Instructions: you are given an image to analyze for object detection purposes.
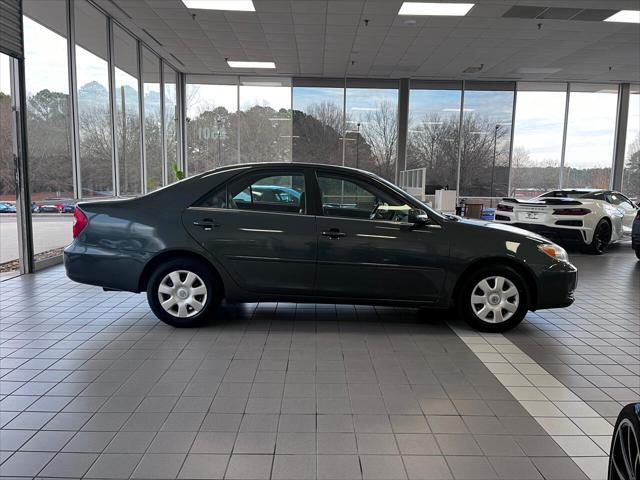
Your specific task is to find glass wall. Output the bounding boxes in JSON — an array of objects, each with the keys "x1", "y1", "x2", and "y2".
[
  {"x1": 75, "y1": 0, "x2": 113, "y2": 197},
  {"x1": 142, "y1": 47, "x2": 162, "y2": 191},
  {"x1": 186, "y1": 75, "x2": 238, "y2": 174},
  {"x1": 23, "y1": 0, "x2": 74, "y2": 261},
  {"x1": 163, "y1": 63, "x2": 179, "y2": 182},
  {"x1": 459, "y1": 82, "x2": 514, "y2": 201},
  {"x1": 345, "y1": 80, "x2": 399, "y2": 182},
  {"x1": 0, "y1": 53, "x2": 20, "y2": 277},
  {"x1": 563, "y1": 84, "x2": 618, "y2": 189},
  {"x1": 113, "y1": 25, "x2": 141, "y2": 196},
  {"x1": 292, "y1": 78, "x2": 344, "y2": 166},
  {"x1": 239, "y1": 77, "x2": 292, "y2": 163},
  {"x1": 407, "y1": 81, "x2": 461, "y2": 191},
  {"x1": 511, "y1": 83, "x2": 567, "y2": 197},
  {"x1": 623, "y1": 86, "x2": 639, "y2": 200}
]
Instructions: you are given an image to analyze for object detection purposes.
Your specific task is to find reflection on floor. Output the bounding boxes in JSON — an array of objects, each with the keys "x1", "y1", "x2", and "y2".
[{"x1": 0, "y1": 246, "x2": 637, "y2": 479}]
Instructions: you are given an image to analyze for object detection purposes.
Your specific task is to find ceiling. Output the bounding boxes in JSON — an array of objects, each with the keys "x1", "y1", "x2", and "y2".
[{"x1": 94, "y1": 0, "x2": 640, "y2": 83}]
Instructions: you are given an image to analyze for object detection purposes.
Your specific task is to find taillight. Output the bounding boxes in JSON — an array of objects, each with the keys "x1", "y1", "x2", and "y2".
[
  {"x1": 73, "y1": 208, "x2": 88, "y2": 238},
  {"x1": 497, "y1": 204, "x2": 513, "y2": 212},
  {"x1": 553, "y1": 208, "x2": 591, "y2": 215}
]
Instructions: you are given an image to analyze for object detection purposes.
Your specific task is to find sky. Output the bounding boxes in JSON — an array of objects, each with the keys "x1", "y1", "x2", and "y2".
[{"x1": 14, "y1": 14, "x2": 640, "y2": 170}]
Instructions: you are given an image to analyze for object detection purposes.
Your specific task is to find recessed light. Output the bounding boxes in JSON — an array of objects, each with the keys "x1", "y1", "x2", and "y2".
[
  {"x1": 398, "y1": 2, "x2": 474, "y2": 16},
  {"x1": 227, "y1": 60, "x2": 276, "y2": 69},
  {"x1": 604, "y1": 10, "x2": 640, "y2": 23},
  {"x1": 181, "y1": 0, "x2": 255, "y2": 12}
]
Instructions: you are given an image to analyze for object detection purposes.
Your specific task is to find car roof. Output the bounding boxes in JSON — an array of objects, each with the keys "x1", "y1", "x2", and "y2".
[{"x1": 199, "y1": 162, "x2": 380, "y2": 179}]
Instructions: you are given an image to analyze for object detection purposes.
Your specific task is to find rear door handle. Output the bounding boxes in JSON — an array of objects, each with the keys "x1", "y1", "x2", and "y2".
[
  {"x1": 322, "y1": 228, "x2": 346, "y2": 239},
  {"x1": 193, "y1": 218, "x2": 220, "y2": 230}
]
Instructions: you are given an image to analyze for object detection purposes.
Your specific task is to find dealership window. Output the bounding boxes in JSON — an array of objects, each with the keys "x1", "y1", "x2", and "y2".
[
  {"x1": 186, "y1": 75, "x2": 238, "y2": 175},
  {"x1": 563, "y1": 84, "x2": 617, "y2": 189},
  {"x1": 622, "y1": 86, "x2": 639, "y2": 200},
  {"x1": 292, "y1": 78, "x2": 345, "y2": 166},
  {"x1": 164, "y1": 63, "x2": 179, "y2": 183},
  {"x1": 142, "y1": 47, "x2": 162, "y2": 191},
  {"x1": 345, "y1": 79, "x2": 399, "y2": 183},
  {"x1": 238, "y1": 77, "x2": 292, "y2": 163},
  {"x1": 75, "y1": 0, "x2": 113, "y2": 198},
  {"x1": 511, "y1": 83, "x2": 567, "y2": 197},
  {"x1": 407, "y1": 81, "x2": 462, "y2": 192},
  {"x1": 113, "y1": 25, "x2": 141, "y2": 196},
  {"x1": 23, "y1": 0, "x2": 74, "y2": 262},
  {"x1": 459, "y1": 82, "x2": 514, "y2": 201}
]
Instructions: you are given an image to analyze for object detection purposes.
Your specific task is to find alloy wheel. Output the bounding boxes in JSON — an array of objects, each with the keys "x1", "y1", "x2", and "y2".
[
  {"x1": 593, "y1": 221, "x2": 612, "y2": 253},
  {"x1": 610, "y1": 418, "x2": 640, "y2": 480},
  {"x1": 470, "y1": 275, "x2": 519, "y2": 324},
  {"x1": 157, "y1": 270, "x2": 208, "y2": 318}
]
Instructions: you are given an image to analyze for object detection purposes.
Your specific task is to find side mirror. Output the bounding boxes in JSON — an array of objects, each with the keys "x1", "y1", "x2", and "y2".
[{"x1": 408, "y1": 208, "x2": 430, "y2": 225}]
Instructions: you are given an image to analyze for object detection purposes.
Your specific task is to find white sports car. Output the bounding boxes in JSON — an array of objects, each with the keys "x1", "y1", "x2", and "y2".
[{"x1": 495, "y1": 189, "x2": 638, "y2": 254}]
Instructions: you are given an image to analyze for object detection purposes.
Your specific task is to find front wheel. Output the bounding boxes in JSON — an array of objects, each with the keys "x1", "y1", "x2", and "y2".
[
  {"x1": 608, "y1": 403, "x2": 640, "y2": 480},
  {"x1": 635, "y1": 247, "x2": 640, "y2": 260},
  {"x1": 583, "y1": 218, "x2": 612, "y2": 254},
  {"x1": 459, "y1": 266, "x2": 528, "y2": 332},
  {"x1": 146, "y1": 257, "x2": 221, "y2": 327}
]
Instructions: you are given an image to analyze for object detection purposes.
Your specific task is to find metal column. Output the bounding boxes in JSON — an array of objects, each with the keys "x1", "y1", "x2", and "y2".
[
  {"x1": 396, "y1": 78, "x2": 410, "y2": 185},
  {"x1": 612, "y1": 83, "x2": 630, "y2": 191}
]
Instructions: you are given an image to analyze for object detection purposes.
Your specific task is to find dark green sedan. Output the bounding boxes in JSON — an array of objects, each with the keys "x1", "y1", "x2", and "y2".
[{"x1": 64, "y1": 163, "x2": 577, "y2": 332}]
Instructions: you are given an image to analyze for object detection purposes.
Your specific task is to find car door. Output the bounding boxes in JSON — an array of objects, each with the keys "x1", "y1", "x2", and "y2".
[
  {"x1": 610, "y1": 192, "x2": 638, "y2": 232},
  {"x1": 182, "y1": 168, "x2": 317, "y2": 295},
  {"x1": 313, "y1": 170, "x2": 449, "y2": 303}
]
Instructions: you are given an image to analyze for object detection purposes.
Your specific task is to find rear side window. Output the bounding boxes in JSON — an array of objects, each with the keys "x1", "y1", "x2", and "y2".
[{"x1": 196, "y1": 171, "x2": 306, "y2": 214}]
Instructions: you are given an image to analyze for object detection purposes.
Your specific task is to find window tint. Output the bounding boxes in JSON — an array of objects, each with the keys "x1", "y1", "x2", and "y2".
[
  {"x1": 198, "y1": 172, "x2": 306, "y2": 214},
  {"x1": 318, "y1": 173, "x2": 410, "y2": 221},
  {"x1": 608, "y1": 193, "x2": 635, "y2": 211}
]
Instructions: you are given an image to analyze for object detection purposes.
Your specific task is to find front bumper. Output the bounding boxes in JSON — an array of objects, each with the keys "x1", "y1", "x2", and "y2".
[{"x1": 534, "y1": 260, "x2": 578, "y2": 310}]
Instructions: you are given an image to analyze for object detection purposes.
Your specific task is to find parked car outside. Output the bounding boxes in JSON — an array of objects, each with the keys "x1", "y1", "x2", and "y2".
[
  {"x1": 0, "y1": 202, "x2": 16, "y2": 213},
  {"x1": 65, "y1": 163, "x2": 578, "y2": 332},
  {"x1": 33, "y1": 203, "x2": 61, "y2": 213},
  {"x1": 495, "y1": 189, "x2": 638, "y2": 254}
]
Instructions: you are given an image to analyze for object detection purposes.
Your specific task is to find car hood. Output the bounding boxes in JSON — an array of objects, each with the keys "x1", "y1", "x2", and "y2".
[{"x1": 452, "y1": 217, "x2": 550, "y2": 243}]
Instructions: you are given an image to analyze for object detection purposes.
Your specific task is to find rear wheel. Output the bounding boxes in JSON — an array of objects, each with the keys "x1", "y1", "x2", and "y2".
[
  {"x1": 608, "y1": 403, "x2": 640, "y2": 480},
  {"x1": 146, "y1": 257, "x2": 221, "y2": 327},
  {"x1": 635, "y1": 246, "x2": 640, "y2": 260},
  {"x1": 459, "y1": 266, "x2": 528, "y2": 332},
  {"x1": 583, "y1": 218, "x2": 611, "y2": 254}
]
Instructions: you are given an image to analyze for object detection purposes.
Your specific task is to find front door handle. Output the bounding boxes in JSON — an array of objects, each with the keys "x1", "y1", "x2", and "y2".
[
  {"x1": 322, "y1": 228, "x2": 346, "y2": 239},
  {"x1": 193, "y1": 218, "x2": 220, "y2": 231}
]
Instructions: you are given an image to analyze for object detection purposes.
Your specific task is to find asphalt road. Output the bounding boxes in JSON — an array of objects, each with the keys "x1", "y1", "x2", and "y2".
[{"x1": 0, "y1": 214, "x2": 73, "y2": 264}]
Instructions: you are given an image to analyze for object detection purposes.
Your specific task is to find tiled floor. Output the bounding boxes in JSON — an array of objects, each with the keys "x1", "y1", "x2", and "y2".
[{"x1": 0, "y1": 246, "x2": 637, "y2": 479}]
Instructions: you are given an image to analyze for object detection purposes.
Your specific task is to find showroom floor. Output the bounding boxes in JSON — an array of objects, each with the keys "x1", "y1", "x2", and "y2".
[{"x1": 0, "y1": 246, "x2": 637, "y2": 479}]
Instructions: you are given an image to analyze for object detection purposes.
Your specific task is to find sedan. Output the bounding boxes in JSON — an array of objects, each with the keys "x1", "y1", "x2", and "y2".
[{"x1": 64, "y1": 163, "x2": 578, "y2": 332}]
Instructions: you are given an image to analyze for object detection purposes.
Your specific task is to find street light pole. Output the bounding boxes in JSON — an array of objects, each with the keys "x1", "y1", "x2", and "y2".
[
  {"x1": 356, "y1": 122, "x2": 360, "y2": 169},
  {"x1": 490, "y1": 124, "x2": 499, "y2": 205}
]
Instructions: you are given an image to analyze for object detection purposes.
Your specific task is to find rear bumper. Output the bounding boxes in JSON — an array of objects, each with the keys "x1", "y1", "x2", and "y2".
[
  {"x1": 534, "y1": 261, "x2": 578, "y2": 310},
  {"x1": 64, "y1": 242, "x2": 149, "y2": 292},
  {"x1": 505, "y1": 222, "x2": 586, "y2": 245}
]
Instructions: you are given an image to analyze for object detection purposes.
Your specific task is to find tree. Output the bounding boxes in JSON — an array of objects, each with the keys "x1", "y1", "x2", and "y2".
[{"x1": 622, "y1": 134, "x2": 640, "y2": 198}]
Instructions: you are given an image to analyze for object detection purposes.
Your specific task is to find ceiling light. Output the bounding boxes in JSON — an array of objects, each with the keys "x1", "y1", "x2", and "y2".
[
  {"x1": 227, "y1": 60, "x2": 276, "y2": 69},
  {"x1": 604, "y1": 10, "x2": 640, "y2": 23},
  {"x1": 398, "y1": 2, "x2": 474, "y2": 16},
  {"x1": 181, "y1": 0, "x2": 255, "y2": 12}
]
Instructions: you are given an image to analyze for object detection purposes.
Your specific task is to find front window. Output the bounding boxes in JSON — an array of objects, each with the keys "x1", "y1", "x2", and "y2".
[{"x1": 317, "y1": 173, "x2": 411, "y2": 222}]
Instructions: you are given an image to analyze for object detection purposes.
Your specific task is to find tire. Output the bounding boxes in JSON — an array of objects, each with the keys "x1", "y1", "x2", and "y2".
[
  {"x1": 635, "y1": 247, "x2": 640, "y2": 261},
  {"x1": 608, "y1": 403, "x2": 640, "y2": 480},
  {"x1": 146, "y1": 257, "x2": 221, "y2": 327},
  {"x1": 459, "y1": 266, "x2": 528, "y2": 332},
  {"x1": 583, "y1": 218, "x2": 612, "y2": 255}
]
